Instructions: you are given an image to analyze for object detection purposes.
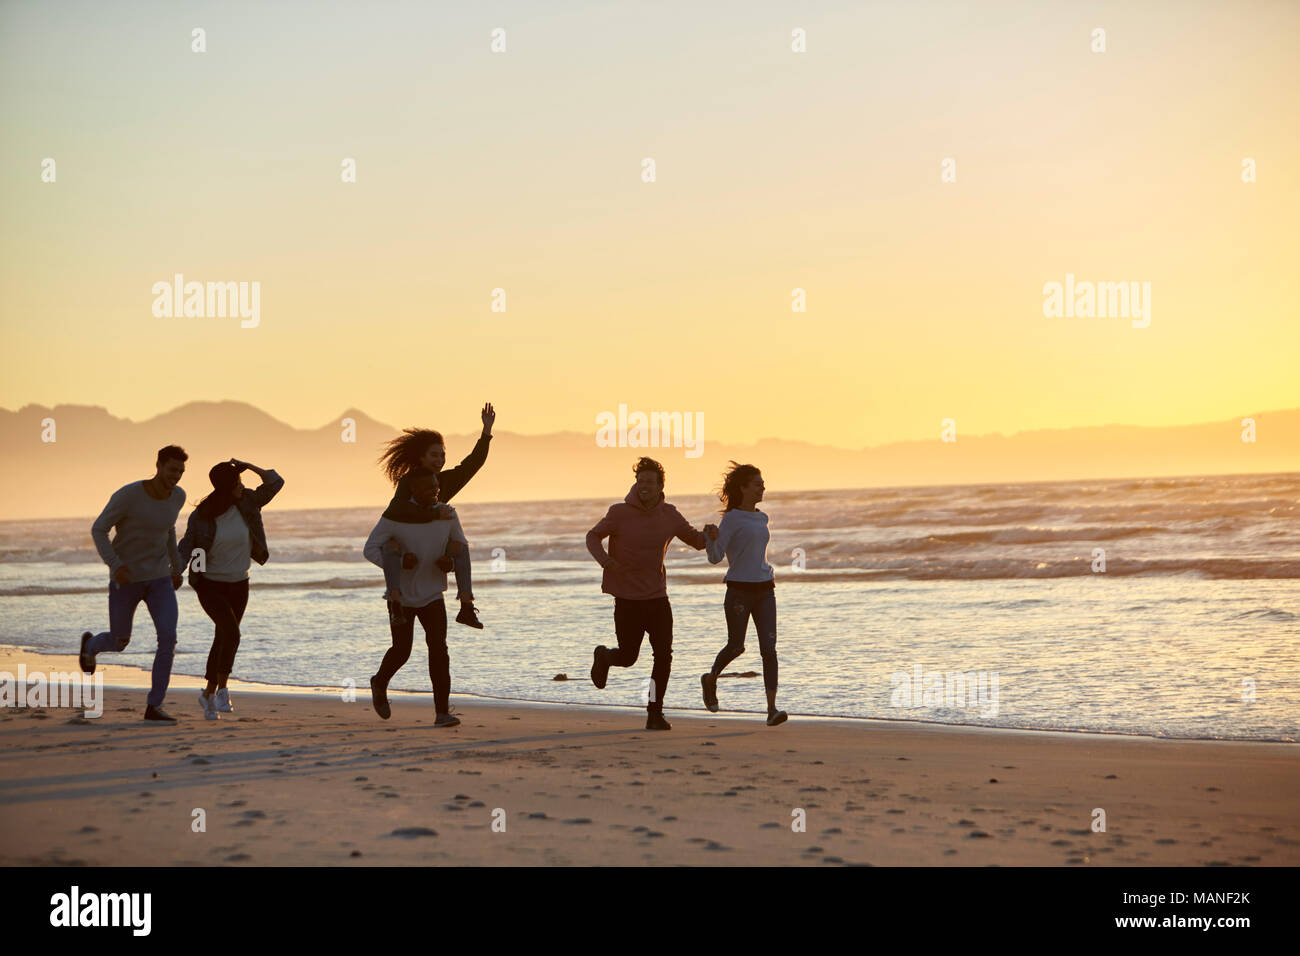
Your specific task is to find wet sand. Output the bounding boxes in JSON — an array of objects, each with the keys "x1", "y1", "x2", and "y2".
[{"x1": 1, "y1": 647, "x2": 1296, "y2": 866}]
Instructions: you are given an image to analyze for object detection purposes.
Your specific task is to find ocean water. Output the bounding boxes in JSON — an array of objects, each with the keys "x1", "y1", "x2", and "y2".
[{"x1": 1, "y1": 472, "x2": 1297, "y2": 740}]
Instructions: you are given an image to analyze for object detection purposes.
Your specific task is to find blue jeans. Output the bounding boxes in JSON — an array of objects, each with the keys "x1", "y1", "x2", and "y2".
[
  {"x1": 382, "y1": 540, "x2": 473, "y2": 602},
  {"x1": 86, "y1": 576, "x2": 178, "y2": 709}
]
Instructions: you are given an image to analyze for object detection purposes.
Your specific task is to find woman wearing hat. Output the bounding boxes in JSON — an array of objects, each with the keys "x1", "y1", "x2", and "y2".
[{"x1": 178, "y1": 458, "x2": 285, "y2": 720}]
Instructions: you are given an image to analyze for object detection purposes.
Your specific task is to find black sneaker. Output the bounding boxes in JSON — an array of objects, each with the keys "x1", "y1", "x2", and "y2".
[
  {"x1": 701, "y1": 673, "x2": 718, "y2": 712},
  {"x1": 455, "y1": 604, "x2": 484, "y2": 629},
  {"x1": 766, "y1": 710, "x2": 788, "y2": 727},
  {"x1": 590, "y1": 646, "x2": 610, "y2": 689},
  {"x1": 79, "y1": 632, "x2": 96, "y2": 675},
  {"x1": 143, "y1": 705, "x2": 178, "y2": 723},
  {"x1": 645, "y1": 710, "x2": 672, "y2": 731},
  {"x1": 370, "y1": 675, "x2": 391, "y2": 720},
  {"x1": 434, "y1": 712, "x2": 461, "y2": 728}
]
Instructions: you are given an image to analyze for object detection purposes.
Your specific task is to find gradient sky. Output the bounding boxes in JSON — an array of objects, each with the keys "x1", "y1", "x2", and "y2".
[{"x1": 1, "y1": 0, "x2": 1297, "y2": 448}]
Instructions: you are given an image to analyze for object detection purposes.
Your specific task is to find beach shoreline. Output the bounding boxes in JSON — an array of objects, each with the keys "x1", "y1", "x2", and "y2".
[
  {"x1": 2, "y1": 644, "x2": 1297, "y2": 867},
  {"x1": 4, "y1": 644, "x2": 1294, "y2": 744}
]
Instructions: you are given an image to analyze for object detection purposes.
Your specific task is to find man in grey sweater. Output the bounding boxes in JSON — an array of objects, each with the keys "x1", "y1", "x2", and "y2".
[{"x1": 80, "y1": 445, "x2": 189, "y2": 722}]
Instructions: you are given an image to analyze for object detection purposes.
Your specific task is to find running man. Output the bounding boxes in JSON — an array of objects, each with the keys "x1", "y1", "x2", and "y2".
[
  {"x1": 364, "y1": 468, "x2": 468, "y2": 728},
  {"x1": 586, "y1": 456, "x2": 717, "y2": 730},
  {"x1": 80, "y1": 445, "x2": 189, "y2": 723}
]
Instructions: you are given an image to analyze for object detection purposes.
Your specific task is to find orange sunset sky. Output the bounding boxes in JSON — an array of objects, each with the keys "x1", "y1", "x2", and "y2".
[{"x1": 1, "y1": 0, "x2": 1297, "y2": 451}]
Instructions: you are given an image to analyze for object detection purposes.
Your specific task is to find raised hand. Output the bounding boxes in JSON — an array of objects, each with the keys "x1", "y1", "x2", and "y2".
[
  {"x1": 704, "y1": 524, "x2": 719, "y2": 541},
  {"x1": 481, "y1": 402, "x2": 496, "y2": 434}
]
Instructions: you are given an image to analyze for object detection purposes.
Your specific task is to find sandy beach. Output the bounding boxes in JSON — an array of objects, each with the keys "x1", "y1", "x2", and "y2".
[{"x1": 1, "y1": 646, "x2": 1296, "y2": 867}]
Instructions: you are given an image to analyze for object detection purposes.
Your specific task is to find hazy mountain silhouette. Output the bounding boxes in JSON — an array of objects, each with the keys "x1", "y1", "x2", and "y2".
[{"x1": 1, "y1": 401, "x2": 1296, "y2": 519}]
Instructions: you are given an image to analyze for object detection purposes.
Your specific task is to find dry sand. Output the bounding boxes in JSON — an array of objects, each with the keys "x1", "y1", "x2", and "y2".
[{"x1": 1, "y1": 646, "x2": 1297, "y2": 866}]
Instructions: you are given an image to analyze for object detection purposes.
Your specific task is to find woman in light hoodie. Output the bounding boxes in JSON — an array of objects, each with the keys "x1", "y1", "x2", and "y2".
[{"x1": 701, "y1": 462, "x2": 786, "y2": 726}]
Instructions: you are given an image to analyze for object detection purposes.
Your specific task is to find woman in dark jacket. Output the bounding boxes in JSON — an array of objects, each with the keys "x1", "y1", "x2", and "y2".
[{"x1": 178, "y1": 459, "x2": 284, "y2": 719}]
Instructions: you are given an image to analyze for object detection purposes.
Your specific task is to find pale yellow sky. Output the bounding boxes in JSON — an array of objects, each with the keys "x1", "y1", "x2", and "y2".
[{"x1": 1, "y1": 0, "x2": 1296, "y2": 447}]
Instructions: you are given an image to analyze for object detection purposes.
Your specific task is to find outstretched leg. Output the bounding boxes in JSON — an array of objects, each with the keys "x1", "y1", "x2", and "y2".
[
  {"x1": 141, "y1": 577, "x2": 179, "y2": 710},
  {"x1": 703, "y1": 586, "x2": 752, "y2": 712}
]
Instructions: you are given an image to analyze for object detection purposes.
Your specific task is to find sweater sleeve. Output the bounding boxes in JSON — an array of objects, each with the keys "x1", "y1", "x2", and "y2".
[
  {"x1": 249, "y1": 469, "x2": 285, "y2": 508},
  {"x1": 90, "y1": 486, "x2": 128, "y2": 574},
  {"x1": 363, "y1": 519, "x2": 394, "y2": 568},
  {"x1": 585, "y1": 507, "x2": 616, "y2": 567},
  {"x1": 438, "y1": 433, "x2": 492, "y2": 502},
  {"x1": 167, "y1": 488, "x2": 186, "y2": 573},
  {"x1": 448, "y1": 515, "x2": 468, "y2": 545},
  {"x1": 177, "y1": 510, "x2": 196, "y2": 572},
  {"x1": 705, "y1": 512, "x2": 733, "y2": 564},
  {"x1": 673, "y1": 507, "x2": 707, "y2": 551}
]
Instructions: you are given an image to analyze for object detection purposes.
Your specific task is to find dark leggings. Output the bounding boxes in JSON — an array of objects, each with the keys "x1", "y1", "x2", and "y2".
[
  {"x1": 610, "y1": 596, "x2": 673, "y2": 712},
  {"x1": 376, "y1": 599, "x2": 450, "y2": 713},
  {"x1": 711, "y1": 584, "x2": 778, "y2": 696},
  {"x1": 193, "y1": 576, "x2": 250, "y2": 683}
]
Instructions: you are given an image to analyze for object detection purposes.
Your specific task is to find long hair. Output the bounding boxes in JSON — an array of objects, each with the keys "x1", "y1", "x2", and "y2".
[
  {"x1": 717, "y1": 461, "x2": 761, "y2": 513},
  {"x1": 195, "y1": 461, "x2": 240, "y2": 520},
  {"x1": 378, "y1": 428, "x2": 444, "y2": 487}
]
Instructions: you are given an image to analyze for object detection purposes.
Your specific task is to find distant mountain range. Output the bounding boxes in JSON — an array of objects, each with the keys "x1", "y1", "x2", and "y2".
[{"x1": 1, "y1": 402, "x2": 1296, "y2": 519}]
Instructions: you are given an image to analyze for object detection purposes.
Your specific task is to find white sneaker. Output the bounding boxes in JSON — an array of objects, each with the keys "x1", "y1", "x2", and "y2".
[
  {"x1": 214, "y1": 688, "x2": 234, "y2": 713},
  {"x1": 198, "y1": 690, "x2": 220, "y2": 721}
]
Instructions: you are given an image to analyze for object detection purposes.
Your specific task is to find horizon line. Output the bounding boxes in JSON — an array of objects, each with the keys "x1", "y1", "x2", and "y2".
[
  {"x1": 6, "y1": 467, "x2": 1296, "y2": 525},
  {"x1": 3, "y1": 399, "x2": 1296, "y2": 453}
]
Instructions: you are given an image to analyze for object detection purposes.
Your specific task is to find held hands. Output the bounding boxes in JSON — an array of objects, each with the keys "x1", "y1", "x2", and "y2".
[
  {"x1": 402, "y1": 552, "x2": 419, "y2": 570},
  {"x1": 171, "y1": 571, "x2": 184, "y2": 591},
  {"x1": 704, "y1": 524, "x2": 720, "y2": 541},
  {"x1": 435, "y1": 555, "x2": 455, "y2": 573}
]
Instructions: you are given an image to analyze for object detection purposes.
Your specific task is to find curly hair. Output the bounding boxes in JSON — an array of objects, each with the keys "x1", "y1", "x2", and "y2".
[
  {"x1": 377, "y1": 428, "x2": 444, "y2": 487},
  {"x1": 633, "y1": 456, "x2": 665, "y2": 487},
  {"x1": 717, "y1": 461, "x2": 761, "y2": 512}
]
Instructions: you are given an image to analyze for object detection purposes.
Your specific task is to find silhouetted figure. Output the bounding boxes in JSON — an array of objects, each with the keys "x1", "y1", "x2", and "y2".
[
  {"x1": 376, "y1": 403, "x2": 495, "y2": 629},
  {"x1": 178, "y1": 459, "x2": 284, "y2": 720},
  {"x1": 586, "y1": 457, "x2": 715, "y2": 730},
  {"x1": 701, "y1": 462, "x2": 786, "y2": 725},
  {"x1": 364, "y1": 468, "x2": 467, "y2": 727},
  {"x1": 80, "y1": 445, "x2": 188, "y2": 722}
]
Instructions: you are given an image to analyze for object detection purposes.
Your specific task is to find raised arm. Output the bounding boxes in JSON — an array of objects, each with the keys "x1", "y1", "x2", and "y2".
[
  {"x1": 232, "y1": 460, "x2": 284, "y2": 508},
  {"x1": 439, "y1": 404, "x2": 495, "y2": 501}
]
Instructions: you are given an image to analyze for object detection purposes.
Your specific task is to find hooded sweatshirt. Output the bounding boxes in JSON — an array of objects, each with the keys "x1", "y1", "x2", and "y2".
[{"x1": 586, "y1": 485, "x2": 708, "y2": 600}]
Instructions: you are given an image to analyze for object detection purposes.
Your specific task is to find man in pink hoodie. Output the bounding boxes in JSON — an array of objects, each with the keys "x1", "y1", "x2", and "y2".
[{"x1": 587, "y1": 457, "x2": 717, "y2": 730}]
